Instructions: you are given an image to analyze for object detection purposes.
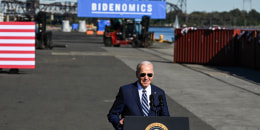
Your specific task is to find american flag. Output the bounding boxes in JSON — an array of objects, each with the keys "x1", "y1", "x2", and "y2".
[{"x1": 0, "y1": 22, "x2": 35, "y2": 69}]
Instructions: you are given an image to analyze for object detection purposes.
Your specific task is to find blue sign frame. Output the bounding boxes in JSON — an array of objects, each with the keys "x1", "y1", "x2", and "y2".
[{"x1": 78, "y1": 0, "x2": 166, "y2": 19}]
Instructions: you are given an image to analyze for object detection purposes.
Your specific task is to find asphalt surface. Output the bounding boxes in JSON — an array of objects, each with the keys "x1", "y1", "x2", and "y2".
[{"x1": 0, "y1": 31, "x2": 259, "y2": 130}]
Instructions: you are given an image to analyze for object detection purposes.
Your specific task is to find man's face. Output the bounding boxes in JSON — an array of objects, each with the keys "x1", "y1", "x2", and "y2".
[{"x1": 136, "y1": 64, "x2": 154, "y2": 88}]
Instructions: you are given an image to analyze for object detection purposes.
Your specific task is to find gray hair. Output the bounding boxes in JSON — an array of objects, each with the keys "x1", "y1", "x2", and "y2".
[{"x1": 136, "y1": 61, "x2": 153, "y2": 72}]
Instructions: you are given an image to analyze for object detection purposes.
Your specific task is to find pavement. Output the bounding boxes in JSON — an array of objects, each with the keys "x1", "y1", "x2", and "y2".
[
  {"x1": 102, "y1": 40, "x2": 260, "y2": 130},
  {"x1": 0, "y1": 31, "x2": 259, "y2": 130}
]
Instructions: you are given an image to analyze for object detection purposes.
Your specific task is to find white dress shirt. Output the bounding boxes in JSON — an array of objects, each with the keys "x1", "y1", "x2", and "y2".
[{"x1": 137, "y1": 82, "x2": 151, "y2": 110}]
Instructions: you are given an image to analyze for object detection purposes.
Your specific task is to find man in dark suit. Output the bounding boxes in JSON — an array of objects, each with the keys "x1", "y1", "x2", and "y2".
[{"x1": 107, "y1": 61, "x2": 170, "y2": 130}]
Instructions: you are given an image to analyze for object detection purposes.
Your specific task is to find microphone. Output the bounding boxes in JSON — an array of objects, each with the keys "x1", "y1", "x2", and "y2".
[
  {"x1": 150, "y1": 94, "x2": 156, "y2": 116},
  {"x1": 158, "y1": 95, "x2": 164, "y2": 108},
  {"x1": 150, "y1": 94, "x2": 155, "y2": 108}
]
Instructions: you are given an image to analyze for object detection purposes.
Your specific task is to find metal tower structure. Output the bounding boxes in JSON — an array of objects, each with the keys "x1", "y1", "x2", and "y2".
[
  {"x1": 0, "y1": 0, "x2": 180, "y2": 21},
  {"x1": 177, "y1": 0, "x2": 187, "y2": 14}
]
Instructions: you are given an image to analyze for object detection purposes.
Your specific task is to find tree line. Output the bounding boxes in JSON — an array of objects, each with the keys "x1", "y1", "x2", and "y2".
[{"x1": 151, "y1": 9, "x2": 260, "y2": 28}]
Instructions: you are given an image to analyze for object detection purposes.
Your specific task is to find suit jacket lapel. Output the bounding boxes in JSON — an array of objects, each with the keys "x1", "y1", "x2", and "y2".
[
  {"x1": 133, "y1": 82, "x2": 143, "y2": 115},
  {"x1": 151, "y1": 85, "x2": 157, "y2": 97}
]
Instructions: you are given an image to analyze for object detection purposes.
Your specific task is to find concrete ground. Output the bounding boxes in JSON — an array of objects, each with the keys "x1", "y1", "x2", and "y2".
[
  {"x1": 102, "y1": 42, "x2": 260, "y2": 130},
  {"x1": 0, "y1": 31, "x2": 259, "y2": 130}
]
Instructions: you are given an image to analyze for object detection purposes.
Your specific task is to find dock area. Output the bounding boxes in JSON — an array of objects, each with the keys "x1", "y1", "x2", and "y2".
[{"x1": 0, "y1": 31, "x2": 259, "y2": 130}]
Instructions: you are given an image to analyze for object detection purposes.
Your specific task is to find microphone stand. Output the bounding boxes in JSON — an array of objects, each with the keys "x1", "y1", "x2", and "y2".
[
  {"x1": 158, "y1": 95, "x2": 164, "y2": 114},
  {"x1": 150, "y1": 95, "x2": 164, "y2": 116},
  {"x1": 149, "y1": 95, "x2": 157, "y2": 116}
]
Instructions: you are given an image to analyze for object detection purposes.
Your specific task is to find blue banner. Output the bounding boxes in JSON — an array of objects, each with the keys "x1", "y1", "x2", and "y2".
[{"x1": 78, "y1": 0, "x2": 166, "y2": 19}]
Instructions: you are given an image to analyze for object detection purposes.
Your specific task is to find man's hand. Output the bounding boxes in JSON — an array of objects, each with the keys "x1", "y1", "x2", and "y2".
[{"x1": 119, "y1": 118, "x2": 124, "y2": 126}]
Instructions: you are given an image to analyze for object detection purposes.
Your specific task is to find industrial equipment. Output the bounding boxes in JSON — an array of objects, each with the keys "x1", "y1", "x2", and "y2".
[
  {"x1": 17, "y1": 11, "x2": 53, "y2": 49},
  {"x1": 103, "y1": 16, "x2": 154, "y2": 48}
]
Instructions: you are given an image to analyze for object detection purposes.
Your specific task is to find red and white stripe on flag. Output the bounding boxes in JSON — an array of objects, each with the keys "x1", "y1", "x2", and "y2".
[{"x1": 0, "y1": 22, "x2": 35, "y2": 69}]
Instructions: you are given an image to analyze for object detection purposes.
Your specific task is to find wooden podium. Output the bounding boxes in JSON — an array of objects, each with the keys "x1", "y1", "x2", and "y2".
[{"x1": 123, "y1": 116, "x2": 189, "y2": 130}]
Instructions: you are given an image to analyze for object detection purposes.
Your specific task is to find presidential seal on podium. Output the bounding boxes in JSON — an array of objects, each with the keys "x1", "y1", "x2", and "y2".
[{"x1": 145, "y1": 122, "x2": 168, "y2": 130}]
